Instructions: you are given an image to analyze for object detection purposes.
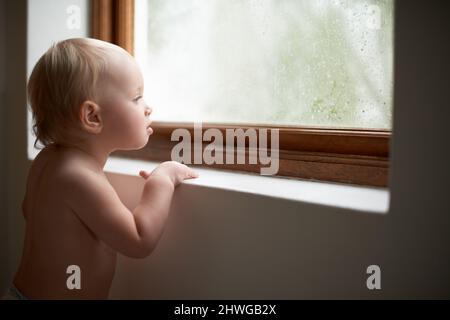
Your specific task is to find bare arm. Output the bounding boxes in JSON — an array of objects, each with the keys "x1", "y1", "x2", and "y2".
[{"x1": 62, "y1": 161, "x2": 198, "y2": 258}]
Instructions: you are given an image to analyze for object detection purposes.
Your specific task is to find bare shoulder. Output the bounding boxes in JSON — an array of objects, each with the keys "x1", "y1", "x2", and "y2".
[
  {"x1": 23, "y1": 145, "x2": 75, "y2": 218},
  {"x1": 27, "y1": 145, "x2": 111, "y2": 205},
  {"x1": 30, "y1": 145, "x2": 100, "y2": 182},
  {"x1": 53, "y1": 150, "x2": 111, "y2": 196},
  {"x1": 29, "y1": 144, "x2": 89, "y2": 175}
]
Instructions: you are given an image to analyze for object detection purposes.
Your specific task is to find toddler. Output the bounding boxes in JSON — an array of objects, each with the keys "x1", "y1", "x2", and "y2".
[{"x1": 5, "y1": 38, "x2": 198, "y2": 299}]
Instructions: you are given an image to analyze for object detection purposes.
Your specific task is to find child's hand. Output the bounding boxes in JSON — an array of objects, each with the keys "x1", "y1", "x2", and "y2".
[{"x1": 139, "y1": 161, "x2": 199, "y2": 187}]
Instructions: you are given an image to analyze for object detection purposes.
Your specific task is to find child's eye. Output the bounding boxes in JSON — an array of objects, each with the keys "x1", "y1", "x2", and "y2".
[{"x1": 133, "y1": 96, "x2": 142, "y2": 103}]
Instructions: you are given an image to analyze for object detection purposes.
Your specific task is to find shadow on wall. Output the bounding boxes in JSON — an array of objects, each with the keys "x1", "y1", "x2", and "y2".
[
  {"x1": 0, "y1": 0, "x2": 29, "y2": 294},
  {"x1": 0, "y1": 0, "x2": 10, "y2": 293}
]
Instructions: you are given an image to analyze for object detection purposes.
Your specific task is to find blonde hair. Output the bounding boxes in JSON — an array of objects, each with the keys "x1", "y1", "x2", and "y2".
[{"x1": 28, "y1": 38, "x2": 110, "y2": 148}]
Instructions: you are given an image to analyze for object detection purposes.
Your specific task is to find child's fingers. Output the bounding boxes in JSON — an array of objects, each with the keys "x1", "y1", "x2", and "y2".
[
  {"x1": 139, "y1": 170, "x2": 151, "y2": 179},
  {"x1": 186, "y1": 170, "x2": 199, "y2": 179},
  {"x1": 191, "y1": 171, "x2": 199, "y2": 178}
]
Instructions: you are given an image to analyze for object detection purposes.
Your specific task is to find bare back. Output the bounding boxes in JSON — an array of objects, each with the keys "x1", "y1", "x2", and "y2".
[{"x1": 14, "y1": 145, "x2": 117, "y2": 299}]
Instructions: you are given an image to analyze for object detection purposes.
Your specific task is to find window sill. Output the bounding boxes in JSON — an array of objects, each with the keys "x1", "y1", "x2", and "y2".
[{"x1": 105, "y1": 156, "x2": 390, "y2": 214}]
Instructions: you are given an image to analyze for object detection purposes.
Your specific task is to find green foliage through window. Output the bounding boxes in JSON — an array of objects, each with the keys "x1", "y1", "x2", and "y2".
[{"x1": 135, "y1": 0, "x2": 393, "y2": 129}]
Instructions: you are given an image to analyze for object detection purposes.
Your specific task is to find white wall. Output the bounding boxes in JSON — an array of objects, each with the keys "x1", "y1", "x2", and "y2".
[
  {"x1": 1, "y1": 0, "x2": 449, "y2": 298},
  {"x1": 27, "y1": 0, "x2": 90, "y2": 158}
]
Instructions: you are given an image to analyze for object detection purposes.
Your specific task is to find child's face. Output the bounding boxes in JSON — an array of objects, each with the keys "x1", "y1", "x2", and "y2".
[{"x1": 99, "y1": 49, "x2": 153, "y2": 150}]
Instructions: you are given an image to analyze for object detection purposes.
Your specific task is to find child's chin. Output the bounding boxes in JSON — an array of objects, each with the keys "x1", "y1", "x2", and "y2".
[{"x1": 125, "y1": 138, "x2": 150, "y2": 150}]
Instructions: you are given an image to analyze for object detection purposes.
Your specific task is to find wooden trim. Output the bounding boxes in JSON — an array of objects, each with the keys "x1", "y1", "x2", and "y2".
[
  {"x1": 115, "y1": 0, "x2": 134, "y2": 55},
  {"x1": 113, "y1": 122, "x2": 391, "y2": 187},
  {"x1": 91, "y1": 0, "x2": 134, "y2": 54},
  {"x1": 92, "y1": 0, "x2": 113, "y2": 42}
]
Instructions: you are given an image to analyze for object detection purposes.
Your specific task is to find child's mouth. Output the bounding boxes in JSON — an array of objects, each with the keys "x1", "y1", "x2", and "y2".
[{"x1": 147, "y1": 125, "x2": 153, "y2": 135}]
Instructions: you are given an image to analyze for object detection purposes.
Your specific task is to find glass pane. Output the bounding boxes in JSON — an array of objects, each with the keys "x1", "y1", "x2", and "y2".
[{"x1": 135, "y1": 0, "x2": 393, "y2": 129}]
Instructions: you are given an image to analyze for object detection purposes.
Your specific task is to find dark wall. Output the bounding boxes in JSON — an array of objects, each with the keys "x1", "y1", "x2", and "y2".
[
  {"x1": 384, "y1": 0, "x2": 450, "y2": 297},
  {"x1": 0, "y1": 0, "x2": 10, "y2": 290},
  {"x1": 0, "y1": 0, "x2": 28, "y2": 292}
]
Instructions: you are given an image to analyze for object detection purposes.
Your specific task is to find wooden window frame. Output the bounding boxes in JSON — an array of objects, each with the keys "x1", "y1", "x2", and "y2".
[
  {"x1": 92, "y1": 0, "x2": 391, "y2": 187},
  {"x1": 92, "y1": 0, "x2": 134, "y2": 54}
]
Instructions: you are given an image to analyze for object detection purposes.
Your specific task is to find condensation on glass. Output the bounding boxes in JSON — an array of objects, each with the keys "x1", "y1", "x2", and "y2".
[{"x1": 135, "y1": 0, "x2": 393, "y2": 129}]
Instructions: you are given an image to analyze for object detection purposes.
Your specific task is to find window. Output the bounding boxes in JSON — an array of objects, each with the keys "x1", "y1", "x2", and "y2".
[{"x1": 92, "y1": 0, "x2": 392, "y2": 187}]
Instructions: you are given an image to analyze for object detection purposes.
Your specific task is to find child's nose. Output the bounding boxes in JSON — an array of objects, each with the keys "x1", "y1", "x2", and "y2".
[{"x1": 144, "y1": 105, "x2": 152, "y2": 117}]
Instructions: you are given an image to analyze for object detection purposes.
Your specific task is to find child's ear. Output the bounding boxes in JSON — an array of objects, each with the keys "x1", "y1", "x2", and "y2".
[{"x1": 79, "y1": 100, "x2": 103, "y2": 134}]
